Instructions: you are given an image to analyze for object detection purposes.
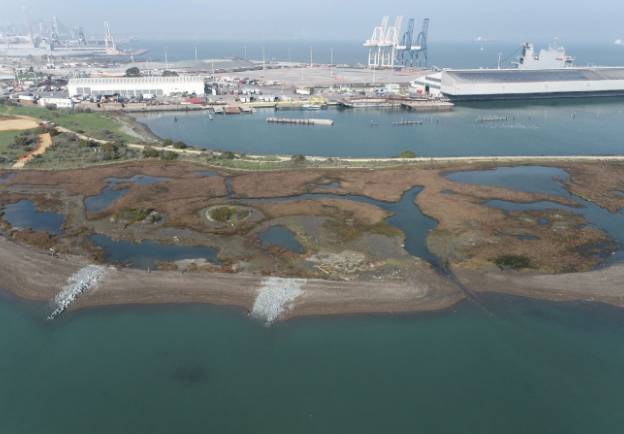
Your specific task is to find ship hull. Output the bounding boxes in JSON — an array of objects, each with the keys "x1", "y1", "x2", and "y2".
[{"x1": 445, "y1": 89, "x2": 624, "y2": 101}]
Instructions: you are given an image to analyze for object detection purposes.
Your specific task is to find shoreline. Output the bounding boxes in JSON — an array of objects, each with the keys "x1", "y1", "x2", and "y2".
[{"x1": 2, "y1": 235, "x2": 623, "y2": 321}]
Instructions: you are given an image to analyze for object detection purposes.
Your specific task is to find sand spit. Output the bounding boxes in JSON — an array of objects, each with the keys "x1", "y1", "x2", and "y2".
[
  {"x1": 252, "y1": 277, "x2": 305, "y2": 324},
  {"x1": 455, "y1": 265, "x2": 624, "y2": 307},
  {"x1": 1, "y1": 236, "x2": 623, "y2": 319}
]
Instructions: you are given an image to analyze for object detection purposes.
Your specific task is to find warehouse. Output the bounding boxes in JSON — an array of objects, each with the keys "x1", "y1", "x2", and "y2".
[
  {"x1": 439, "y1": 67, "x2": 624, "y2": 100},
  {"x1": 68, "y1": 76, "x2": 205, "y2": 97}
]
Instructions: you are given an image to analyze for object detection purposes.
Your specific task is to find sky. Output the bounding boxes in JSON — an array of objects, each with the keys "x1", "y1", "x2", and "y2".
[{"x1": 1, "y1": 0, "x2": 623, "y2": 42}]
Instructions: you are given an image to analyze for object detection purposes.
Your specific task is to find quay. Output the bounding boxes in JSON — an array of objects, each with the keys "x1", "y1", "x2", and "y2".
[{"x1": 401, "y1": 99, "x2": 454, "y2": 112}]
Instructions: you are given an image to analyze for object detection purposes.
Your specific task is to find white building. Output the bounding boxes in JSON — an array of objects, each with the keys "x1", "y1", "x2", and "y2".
[
  {"x1": 68, "y1": 76, "x2": 205, "y2": 97},
  {"x1": 39, "y1": 96, "x2": 74, "y2": 109},
  {"x1": 410, "y1": 72, "x2": 442, "y2": 96},
  {"x1": 439, "y1": 68, "x2": 624, "y2": 100}
]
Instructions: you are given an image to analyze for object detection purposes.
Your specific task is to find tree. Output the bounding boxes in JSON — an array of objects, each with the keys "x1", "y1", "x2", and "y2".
[
  {"x1": 125, "y1": 67, "x2": 141, "y2": 77},
  {"x1": 291, "y1": 154, "x2": 306, "y2": 164},
  {"x1": 173, "y1": 141, "x2": 188, "y2": 149},
  {"x1": 399, "y1": 150, "x2": 417, "y2": 159},
  {"x1": 162, "y1": 139, "x2": 173, "y2": 147}
]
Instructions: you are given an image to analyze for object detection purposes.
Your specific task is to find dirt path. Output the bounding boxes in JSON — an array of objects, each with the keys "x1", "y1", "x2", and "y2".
[
  {"x1": 0, "y1": 115, "x2": 40, "y2": 132},
  {"x1": 12, "y1": 133, "x2": 53, "y2": 169}
]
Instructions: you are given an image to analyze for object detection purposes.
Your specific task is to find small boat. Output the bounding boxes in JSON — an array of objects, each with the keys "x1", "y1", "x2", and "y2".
[{"x1": 302, "y1": 104, "x2": 322, "y2": 110}]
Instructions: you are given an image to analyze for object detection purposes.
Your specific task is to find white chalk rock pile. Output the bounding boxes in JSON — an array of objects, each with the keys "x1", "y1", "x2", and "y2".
[
  {"x1": 252, "y1": 277, "x2": 305, "y2": 325},
  {"x1": 48, "y1": 265, "x2": 107, "y2": 320}
]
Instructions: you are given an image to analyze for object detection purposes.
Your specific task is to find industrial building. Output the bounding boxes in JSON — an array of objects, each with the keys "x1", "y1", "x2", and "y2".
[
  {"x1": 439, "y1": 68, "x2": 624, "y2": 100},
  {"x1": 67, "y1": 76, "x2": 205, "y2": 97}
]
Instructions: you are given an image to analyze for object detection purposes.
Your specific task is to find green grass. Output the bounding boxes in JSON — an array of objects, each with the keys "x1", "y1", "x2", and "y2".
[
  {"x1": 0, "y1": 130, "x2": 37, "y2": 167},
  {"x1": 0, "y1": 104, "x2": 135, "y2": 143}
]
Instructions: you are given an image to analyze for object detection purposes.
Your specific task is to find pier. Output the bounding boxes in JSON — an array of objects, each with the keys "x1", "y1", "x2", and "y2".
[
  {"x1": 266, "y1": 117, "x2": 334, "y2": 126},
  {"x1": 401, "y1": 100, "x2": 454, "y2": 112}
]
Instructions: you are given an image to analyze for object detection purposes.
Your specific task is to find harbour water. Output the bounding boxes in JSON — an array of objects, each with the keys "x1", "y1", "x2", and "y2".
[
  {"x1": 1, "y1": 291, "x2": 623, "y2": 434},
  {"x1": 137, "y1": 99, "x2": 624, "y2": 157}
]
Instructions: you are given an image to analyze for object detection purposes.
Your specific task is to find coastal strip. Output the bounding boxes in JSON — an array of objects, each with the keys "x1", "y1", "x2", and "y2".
[{"x1": 2, "y1": 235, "x2": 624, "y2": 320}]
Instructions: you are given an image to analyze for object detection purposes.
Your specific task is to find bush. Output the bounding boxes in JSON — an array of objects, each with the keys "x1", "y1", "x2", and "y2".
[
  {"x1": 291, "y1": 154, "x2": 306, "y2": 164},
  {"x1": 494, "y1": 255, "x2": 533, "y2": 270},
  {"x1": 160, "y1": 151, "x2": 179, "y2": 161},
  {"x1": 220, "y1": 151, "x2": 236, "y2": 160},
  {"x1": 399, "y1": 150, "x2": 417, "y2": 158},
  {"x1": 162, "y1": 139, "x2": 173, "y2": 147},
  {"x1": 173, "y1": 141, "x2": 188, "y2": 149},
  {"x1": 142, "y1": 147, "x2": 160, "y2": 158},
  {"x1": 210, "y1": 207, "x2": 234, "y2": 222}
]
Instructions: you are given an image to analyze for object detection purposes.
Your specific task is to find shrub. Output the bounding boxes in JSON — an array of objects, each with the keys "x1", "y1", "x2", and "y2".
[
  {"x1": 291, "y1": 154, "x2": 306, "y2": 164},
  {"x1": 173, "y1": 141, "x2": 188, "y2": 149},
  {"x1": 210, "y1": 207, "x2": 234, "y2": 222},
  {"x1": 160, "y1": 151, "x2": 179, "y2": 161},
  {"x1": 162, "y1": 139, "x2": 173, "y2": 147},
  {"x1": 399, "y1": 150, "x2": 417, "y2": 158},
  {"x1": 494, "y1": 255, "x2": 533, "y2": 270},
  {"x1": 220, "y1": 151, "x2": 236, "y2": 160},
  {"x1": 143, "y1": 146, "x2": 160, "y2": 158}
]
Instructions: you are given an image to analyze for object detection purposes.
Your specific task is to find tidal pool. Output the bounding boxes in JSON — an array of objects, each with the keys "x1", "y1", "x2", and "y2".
[
  {"x1": 259, "y1": 225, "x2": 305, "y2": 253},
  {"x1": 89, "y1": 234, "x2": 219, "y2": 269},
  {"x1": 1, "y1": 200, "x2": 64, "y2": 235},
  {"x1": 241, "y1": 186, "x2": 439, "y2": 266},
  {"x1": 446, "y1": 166, "x2": 624, "y2": 262},
  {"x1": 85, "y1": 175, "x2": 168, "y2": 213}
]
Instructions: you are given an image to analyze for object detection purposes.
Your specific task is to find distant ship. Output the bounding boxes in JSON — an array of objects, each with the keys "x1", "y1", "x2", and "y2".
[
  {"x1": 513, "y1": 41, "x2": 575, "y2": 69},
  {"x1": 0, "y1": 21, "x2": 146, "y2": 58}
]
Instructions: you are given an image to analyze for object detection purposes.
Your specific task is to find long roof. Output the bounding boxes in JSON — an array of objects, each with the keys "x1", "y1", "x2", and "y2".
[{"x1": 443, "y1": 67, "x2": 624, "y2": 83}]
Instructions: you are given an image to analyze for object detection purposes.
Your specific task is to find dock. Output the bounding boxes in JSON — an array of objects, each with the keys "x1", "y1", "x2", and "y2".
[
  {"x1": 266, "y1": 117, "x2": 334, "y2": 126},
  {"x1": 401, "y1": 100, "x2": 454, "y2": 112}
]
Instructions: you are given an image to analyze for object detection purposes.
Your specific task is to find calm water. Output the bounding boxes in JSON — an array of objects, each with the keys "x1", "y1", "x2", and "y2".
[
  {"x1": 446, "y1": 166, "x2": 624, "y2": 262},
  {"x1": 259, "y1": 225, "x2": 305, "y2": 253},
  {"x1": 241, "y1": 186, "x2": 438, "y2": 265},
  {"x1": 84, "y1": 175, "x2": 168, "y2": 213},
  {"x1": 1, "y1": 291, "x2": 624, "y2": 434},
  {"x1": 89, "y1": 234, "x2": 219, "y2": 269},
  {"x1": 137, "y1": 100, "x2": 624, "y2": 157},
  {"x1": 1, "y1": 200, "x2": 64, "y2": 235}
]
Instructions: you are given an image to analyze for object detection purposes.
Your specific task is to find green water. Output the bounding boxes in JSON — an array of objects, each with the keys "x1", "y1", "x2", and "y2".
[{"x1": 2, "y1": 291, "x2": 624, "y2": 434}]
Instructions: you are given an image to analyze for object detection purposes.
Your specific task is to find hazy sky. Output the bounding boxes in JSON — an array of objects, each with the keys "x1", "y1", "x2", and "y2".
[{"x1": 1, "y1": 0, "x2": 623, "y2": 42}]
